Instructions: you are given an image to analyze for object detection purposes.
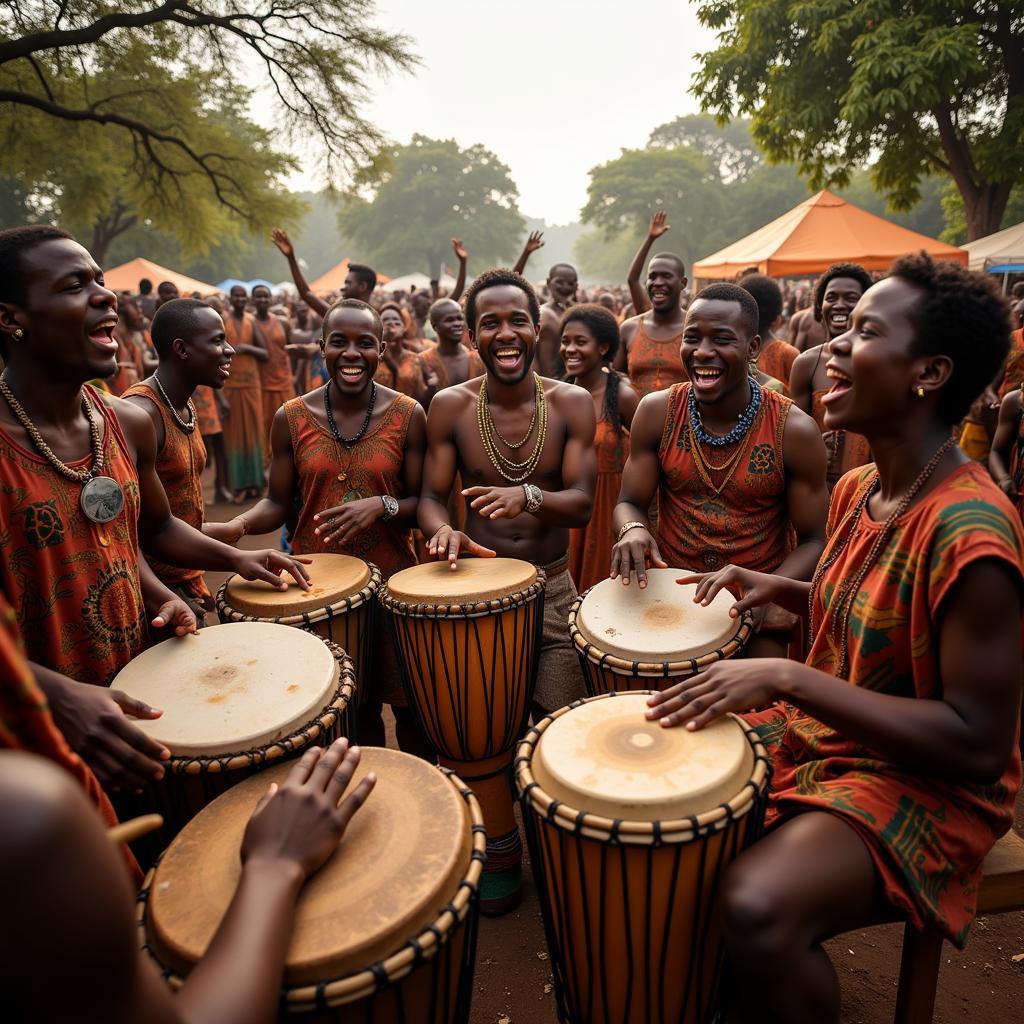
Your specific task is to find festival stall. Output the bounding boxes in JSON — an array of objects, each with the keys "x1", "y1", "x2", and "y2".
[{"x1": 104, "y1": 257, "x2": 218, "y2": 296}]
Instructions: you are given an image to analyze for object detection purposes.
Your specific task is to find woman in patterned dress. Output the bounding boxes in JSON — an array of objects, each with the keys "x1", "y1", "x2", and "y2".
[{"x1": 649, "y1": 254, "x2": 1023, "y2": 1023}]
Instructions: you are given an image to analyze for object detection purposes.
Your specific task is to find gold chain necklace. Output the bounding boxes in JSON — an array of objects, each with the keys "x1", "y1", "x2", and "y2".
[
  {"x1": 688, "y1": 421, "x2": 748, "y2": 496},
  {"x1": 477, "y1": 373, "x2": 548, "y2": 483},
  {"x1": 808, "y1": 437, "x2": 955, "y2": 678}
]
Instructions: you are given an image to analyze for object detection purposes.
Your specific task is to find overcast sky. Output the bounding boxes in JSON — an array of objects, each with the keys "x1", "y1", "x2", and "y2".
[{"x1": 267, "y1": 0, "x2": 717, "y2": 225}]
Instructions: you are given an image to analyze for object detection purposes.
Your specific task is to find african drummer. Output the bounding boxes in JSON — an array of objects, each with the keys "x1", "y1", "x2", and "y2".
[{"x1": 419, "y1": 268, "x2": 596, "y2": 715}]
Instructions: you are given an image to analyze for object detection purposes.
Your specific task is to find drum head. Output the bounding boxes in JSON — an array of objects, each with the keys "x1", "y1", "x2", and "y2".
[
  {"x1": 224, "y1": 553, "x2": 372, "y2": 617},
  {"x1": 577, "y1": 568, "x2": 739, "y2": 664},
  {"x1": 146, "y1": 749, "x2": 471, "y2": 984},
  {"x1": 532, "y1": 693, "x2": 753, "y2": 821},
  {"x1": 114, "y1": 623, "x2": 339, "y2": 756},
  {"x1": 386, "y1": 557, "x2": 537, "y2": 604}
]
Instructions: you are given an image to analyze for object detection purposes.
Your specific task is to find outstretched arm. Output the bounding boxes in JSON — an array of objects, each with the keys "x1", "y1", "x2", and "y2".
[
  {"x1": 513, "y1": 230, "x2": 544, "y2": 276},
  {"x1": 449, "y1": 239, "x2": 468, "y2": 302},
  {"x1": 626, "y1": 212, "x2": 669, "y2": 315},
  {"x1": 271, "y1": 229, "x2": 328, "y2": 317}
]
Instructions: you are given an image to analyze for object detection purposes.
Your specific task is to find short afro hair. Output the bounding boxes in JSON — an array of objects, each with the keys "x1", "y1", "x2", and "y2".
[
  {"x1": 690, "y1": 282, "x2": 759, "y2": 339},
  {"x1": 889, "y1": 252, "x2": 1013, "y2": 424},
  {"x1": 649, "y1": 251, "x2": 687, "y2": 278},
  {"x1": 347, "y1": 263, "x2": 377, "y2": 295},
  {"x1": 428, "y1": 297, "x2": 462, "y2": 327},
  {"x1": 0, "y1": 225, "x2": 75, "y2": 304},
  {"x1": 813, "y1": 263, "x2": 872, "y2": 323},
  {"x1": 464, "y1": 268, "x2": 541, "y2": 332},
  {"x1": 548, "y1": 262, "x2": 578, "y2": 280},
  {"x1": 150, "y1": 299, "x2": 220, "y2": 358},
  {"x1": 559, "y1": 303, "x2": 621, "y2": 363},
  {"x1": 739, "y1": 273, "x2": 783, "y2": 336},
  {"x1": 322, "y1": 297, "x2": 383, "y2": 339}
]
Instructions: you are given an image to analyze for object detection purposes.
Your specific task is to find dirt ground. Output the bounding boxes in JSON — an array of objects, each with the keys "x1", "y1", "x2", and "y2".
[{"x1": 204, "y1": 488, "x2": 1024, "y2": 1024}]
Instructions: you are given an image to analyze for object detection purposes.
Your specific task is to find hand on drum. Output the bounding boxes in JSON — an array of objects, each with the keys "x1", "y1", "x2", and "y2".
[
  {"x1": 150, "y1": 596, "x2": 198, "y2": 636},
  {"x1": 609, "y1": 526, "x2": 667, "y2": 588},
  {"x1": 313, "y1": 498, "x2": 384, "y2": 547},
  {"x1": 242, "y1": 739, "x2": 376, "y2": 880},
  {"x1": 463, "y1": 484, "x2": 526, "y2": 520},
  {"x1": 645, "y1": 659, "x2": 787, "y2": 730},
  {"x1": 427, "y1": 525, "x2": 497, "y2": 569},
  {"x1": 677, "y1": 564, "x2": 784, "y2": 618},
  {"x1": 233, "y1": 550, "x2": 312, "y2": 591},
  {"x1": 48, "y1": 680, "x2": 170, "y2": 792}
]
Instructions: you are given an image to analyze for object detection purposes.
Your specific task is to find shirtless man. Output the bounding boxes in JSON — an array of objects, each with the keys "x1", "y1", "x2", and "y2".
[{"x1": 420, "y1": 298, "x2": 484, "y2": 407}]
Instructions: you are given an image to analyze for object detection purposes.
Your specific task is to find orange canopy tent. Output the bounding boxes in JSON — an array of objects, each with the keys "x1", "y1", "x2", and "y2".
[
  {"x1": 103, "y1": 257, "x2": 218, "y2": 296},
  {"x1": 693, "y1": 189, "x2": 967, "y2": 280},
  {"x1": 309, "y1": 259, "x2": 390, "y2": 295}
]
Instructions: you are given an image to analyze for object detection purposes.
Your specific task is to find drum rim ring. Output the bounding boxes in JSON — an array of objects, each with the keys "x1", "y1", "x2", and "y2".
[{"x1": 379, "y1": 569, "x2": 546, "y2": 620}]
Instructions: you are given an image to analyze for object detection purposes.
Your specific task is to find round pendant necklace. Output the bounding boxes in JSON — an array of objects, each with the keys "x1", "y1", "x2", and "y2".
[
  {"x1": 0, "y1": 373, "x2": 124, "y2": 525},
  {"x1": 324, "y1": 381, "x2": 377, "y2": 447},
  {"x1": 153, "y1": 373, "x2": 197, "y2": 434}
]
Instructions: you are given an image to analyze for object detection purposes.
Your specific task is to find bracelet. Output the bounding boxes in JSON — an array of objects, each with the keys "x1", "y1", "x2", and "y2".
[
  {"x1": 380, "y1": 494, "x2": 400, "y2": 520},
  {"x1": 522, "y1": 482, "x2": 543, "y2": 513},
  {"x1": 616, "y1": 520, "x2": 648, "y2": 542}
]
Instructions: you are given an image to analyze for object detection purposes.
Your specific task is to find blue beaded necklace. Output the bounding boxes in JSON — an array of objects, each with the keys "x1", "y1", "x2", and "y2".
[{"x1": 687, "y1": 375, "x2": 762, "y2": 447}]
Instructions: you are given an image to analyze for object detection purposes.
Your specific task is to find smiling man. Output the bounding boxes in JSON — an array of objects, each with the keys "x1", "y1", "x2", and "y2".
[
  {"x1": 611, "y1": 282, "x2": 828, "y2": 654},
  {"x1": 535, "y1": 262, "x2": 578, "y2": 378}
]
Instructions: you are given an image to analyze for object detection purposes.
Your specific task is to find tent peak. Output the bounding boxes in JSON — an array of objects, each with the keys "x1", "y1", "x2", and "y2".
[{"x1": 806, "y1": 189, "x2": 846, "y2": 207}]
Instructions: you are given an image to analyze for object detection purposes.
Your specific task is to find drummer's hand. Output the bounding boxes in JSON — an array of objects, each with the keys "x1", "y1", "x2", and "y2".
[
  {"x1": 677, "y1": 565, "x2": 782, "y2": 618},
  {"x1": 427, "y1": 525, "x2": 497, "y2": 569},
  {"x1": 609, "y1": 526, "x2": 667, "y2": 588},
  {"x1": 462, "y1": 485, "x2": 526, "y2": 520},
  {"x1": 645, "y1": 659, "x2": 786, "y2": 730},
  {"x1": 47, "y1": 677, "x2": 170, "y2": 792},
  {"x1": 313, "y1": 498, "x2": 383, "y2": 547},
  {"x1": 233, "y1": 549, "x2": 312, "y2": 590},
  {"x1": 150, "y1": 596, "x2": 198, "y2": 637},
  {"x1": 242, "y1": 739, "x2": 376, "y2": 880}
]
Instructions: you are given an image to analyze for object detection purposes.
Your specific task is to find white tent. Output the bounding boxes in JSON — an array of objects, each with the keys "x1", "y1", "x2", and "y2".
[
  {"x1": 963, "y1": 221, "x2": 1024, "y2": 274},
  {"x1": 385, "y1": 271, "x2": 460, "y2": 293}
]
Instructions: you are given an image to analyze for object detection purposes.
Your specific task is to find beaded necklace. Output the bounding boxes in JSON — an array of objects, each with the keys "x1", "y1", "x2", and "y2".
[
  {"x1": 687, "y1": 375, "x2": 762, "y2": 447},
  {"x1": 324, "y1": 382, "x2": 377, "y2": 448},
  {"x1": 477, "y1": 373, "x2": 548, "y2": 483},
  {"x1": 153, "y1": 373, "x2": 197, "y2": 434}
]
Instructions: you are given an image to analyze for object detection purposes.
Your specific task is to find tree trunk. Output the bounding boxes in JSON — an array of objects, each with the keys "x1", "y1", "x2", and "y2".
[
  {"x1": 962, "y1": 180, "x2": 1013, "y2": 242},
  {"x1": 90, "y1": 207, "x2": 138, "y2": 267}
]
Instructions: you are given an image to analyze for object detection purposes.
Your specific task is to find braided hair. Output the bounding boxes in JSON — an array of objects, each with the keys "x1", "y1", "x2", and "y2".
[{"x1": 559, "y1": 303, "x2": 627, "y2": 436}]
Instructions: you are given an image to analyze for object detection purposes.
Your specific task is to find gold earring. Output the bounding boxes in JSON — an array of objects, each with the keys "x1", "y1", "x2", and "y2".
[
  {"x1": 915, "y1": 386, "x2": 925, "y2": 398},
  {"x1": 13, "y1": 328, "x2": 23, "y2": 339}
]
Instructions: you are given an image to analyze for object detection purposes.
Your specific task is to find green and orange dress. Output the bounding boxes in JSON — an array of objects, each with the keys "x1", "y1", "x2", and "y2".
[
  {"x1": 222, "y1": 313, "x2": 266, "y2": 491},
  {"x1": 258, "y1": 315, "x2": 297, "y2": 439},
  {"x1": 745, "y1": 462, "x2": 1024, "y2": 946}
]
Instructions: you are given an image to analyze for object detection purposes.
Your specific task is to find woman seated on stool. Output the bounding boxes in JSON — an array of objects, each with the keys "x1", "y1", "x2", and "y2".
[{"x1": 648, "y1": 253, "x2": 1023, "y2": 1024}]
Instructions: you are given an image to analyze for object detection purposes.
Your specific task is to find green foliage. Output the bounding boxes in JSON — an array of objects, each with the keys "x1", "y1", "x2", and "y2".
[
  {"x1": 691, "y1": 1, "x2": 1024, "y2": 239},
  {"x1": 648, "y1": 114, "x2": 763, "y2": 182},
  {"x1": 941, "y1": 183, "x2": 1024, "y2": 245},
  {"x1": 574, "y1": 225, "x2": 647, "y2": 284},
  {"x1": 342, "y1": 135, "x2": 526, "y2": 276}
]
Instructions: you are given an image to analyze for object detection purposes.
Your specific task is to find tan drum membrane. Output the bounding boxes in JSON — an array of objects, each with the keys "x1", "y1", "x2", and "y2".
[{"x1": 385, "y1": 557, "x2": 538, "y2": 610}]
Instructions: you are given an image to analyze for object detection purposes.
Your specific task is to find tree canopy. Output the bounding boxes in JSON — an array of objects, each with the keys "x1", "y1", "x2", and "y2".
[
  {"x1": 342, "y1": 135, "x2": 526, "y2": 275},
  {"x1": 0, "y1": 2, "x2": 415, "y2": 260},
  {"x1": 691, "y1": 0, "x2": 1024, "y2": 240}
]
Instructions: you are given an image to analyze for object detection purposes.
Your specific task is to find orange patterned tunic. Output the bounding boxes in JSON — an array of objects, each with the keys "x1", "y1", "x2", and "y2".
[
  {"x1": 374, "y1": 350, "x2": 424, "y2": 399},
  {"x1": 745, "y1": 462, "x2": 1023, "y2": 946},
  {"x1": 0, "y1": 387, "x2": 146, "y2": 686},
  {"x1": 121, "y1": 382, "x2": 210, "y2": 603},
  {"x1": 569, "y1": 416, "x2": 629, "y2": 593},
  {"x1": 657, "y1": 382, "x2": 792, "y2": 574},
  {"x1": 257, "y1": 315, "x2": 297, "y2": 432},
  {"x1": 626, "y1": 319, "x2": 688, "y2": 397},
  {"x1": 222, "y1": 313, "x2": 266, "y2": 491},
  {"x1": 999, "y1": 328, "x2": 1024, "y2": 400},
  {"x1": 191, "y1": 385, "x2": 222, "y2": 436},
  {"x1": 757, "y1": 338, "x2": 798, "y2": 392}
]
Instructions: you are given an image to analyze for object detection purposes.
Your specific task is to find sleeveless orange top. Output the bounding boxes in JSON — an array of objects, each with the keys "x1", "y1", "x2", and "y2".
[
  {"x1": 810, "y1": 390, "x2": 872, "y2": 488},
  {"x1": 283, "y1": 392, "x2": 417, "y2": 578},
  {"x1": 122, "y1": 382, "x2": 209, "y2": 594},
  {"x1": 419, "y1": 345, "x2": 484, "y2": 389},
  {"x1": 257, "y1": 315, "x2": 295, "y2": 392},
  {"x1": 223, "y1": 313, "x2": 261, "y2": 389},
  {"x1": 0, "y1": 387, "x2": 146, "y2": 686},
  {"x1": 374, "y1": 350, "x2": 423, "y2": 399},
  {"x1": 191, "y1": 385, "x2": 221, "y2": 435},
  {"x1": 999, "y1": 328, "x2": 1024, "y2": 400},
  {"x1": 757, "y1": 338, "x2": 798, "y2": 391},
  {"x1": 657, "y1": 382, "x2": 792, "y2": 574},
  {"x1": 626, "y1": 319, "x2": 687, "y2": 397}
]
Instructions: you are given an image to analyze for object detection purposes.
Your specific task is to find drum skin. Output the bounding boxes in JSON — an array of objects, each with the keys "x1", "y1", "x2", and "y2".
[
  {"x1": 515, "y1": 693, "x2": 770, "y2": 1024},
  {"x1": 569, "y1": 569, "x2": 753, "y2": 696},
  {"x1": 138, "y1": 750, "x2": 486, "y2": 1023}
]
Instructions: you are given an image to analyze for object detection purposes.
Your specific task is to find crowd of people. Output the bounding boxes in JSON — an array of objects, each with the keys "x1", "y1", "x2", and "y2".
[{"x1": 1, "y1": 213, "x2": 1023, "y2": 1022}]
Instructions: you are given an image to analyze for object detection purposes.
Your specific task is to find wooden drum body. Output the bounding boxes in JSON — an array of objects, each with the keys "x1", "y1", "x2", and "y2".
[
  {"x1": 216, "y1": 553, "x2": 380, "y2": 703},
  {"x1": 569, "y1": 568, "x2": 753, "y2": 695},
  {"x1": 115, "y1": 622, "x2": 354, "y2": 844},
  {"x1": 138, "y1": 749, "x2": 485, "y2": 1023},
  {"x1": 515, "y1": 692, "x2": 770, "y2": 1024}
]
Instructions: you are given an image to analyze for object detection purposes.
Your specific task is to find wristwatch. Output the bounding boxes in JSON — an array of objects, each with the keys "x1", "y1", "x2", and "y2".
[
  {"x1": 522, "y1": 482, "x2": 543, "y2": 513},
  {"x1": 380, "y1": 494, "x2": 400, "y2": 520}
]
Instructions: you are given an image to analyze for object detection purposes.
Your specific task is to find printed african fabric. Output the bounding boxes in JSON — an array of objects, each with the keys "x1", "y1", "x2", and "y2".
[
  {"x1": 257, "y1": 315, "x2": 296, "y2": 440},
  {"x1": 0, "y1": 386, "x2": 146, "y2": 687},
  {"x1": 374, "y1": 350, "x2": 424, "y2": 399},
  {"x1": 999, "y1": 328, "x2": 1024, "y2": 400},
  {"x1": 122, "y1": 382, "x2": 210, "y2": 604},
  {"x1": 569, "y1": 416, "x2": 629, "y2": 593},
  {"x1": 626, "y1": 320, "x2": 688, "y2": 397},
  {"x1": 744, "y1": 461, "x2": 1023, "y2": 946},
  {"x1": 222, "y1": 313, "x2": 266, "y2": 490},
  {"x1": 191, "y1": 385, "x2": 222, "y2": 436},
  {"x1": 656, "y1": 382, "x2": 793, "y2": 574},
  {"x1": 1008, "y1": 391, "x2": 1024, "y2": 523},
  {"x1": 757, "y1": 338, "x2": 798, "y2": 393},
  {"x1": 811, "y1": 388, "x2": 872, "y2": 488}
]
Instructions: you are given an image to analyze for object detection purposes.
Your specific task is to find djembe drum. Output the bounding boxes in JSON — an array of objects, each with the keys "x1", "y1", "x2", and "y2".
[
  {"x1": 515, "y1": 692, "x2": 770, "y2": 1024},
  {"x1": 216, "y1": 552, "x2": 380, "y2": 700},
  {"x1": 568, "y1": 567, "x2": 753, "y2": 695},
  {"x1": 380, "y1": 558, "x2": 545, "y2": 913},
  {"x1": 137, "y1": 748, "x2": 485, "y2": 1022},
  {"x1": 114, "y1": 621, "x2": 354, "y2": 844}
]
